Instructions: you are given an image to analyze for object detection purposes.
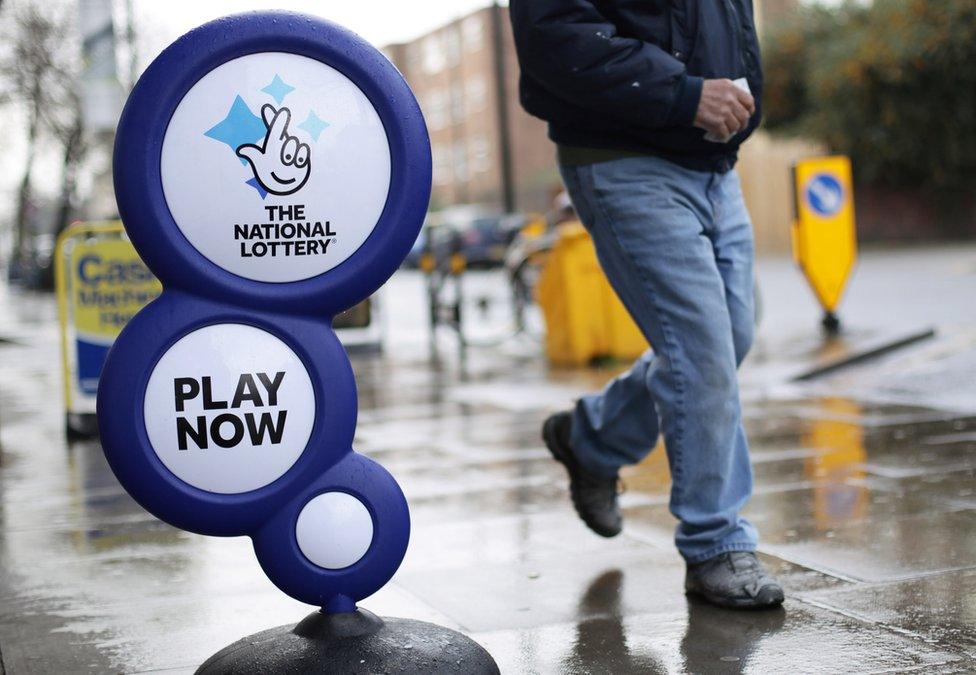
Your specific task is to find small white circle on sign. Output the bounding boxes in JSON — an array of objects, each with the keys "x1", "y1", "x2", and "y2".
[
  {"x1": 296, "y1": 492, "x2": 374, "y2": 569},
  {"x1": 160, "y1": 52, "x2": 392, "y2": 283},
  {"x1": 144, "y1": 324, "x2": 315, "y2": 494}
]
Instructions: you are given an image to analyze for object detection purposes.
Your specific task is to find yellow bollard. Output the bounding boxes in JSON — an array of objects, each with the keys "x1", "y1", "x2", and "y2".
[
  {"x1": 536, "y1": 222, "x2": 647, "y2": 366},
  {"x1": 791, "y1": 156, "x2": 857, "y2": 333},
  {"x1": 449, "y1": 252, "x2": 467, "y2": 275},
  {"x1": 519, "y1": 214, "x2": 547, "y2": 241}
]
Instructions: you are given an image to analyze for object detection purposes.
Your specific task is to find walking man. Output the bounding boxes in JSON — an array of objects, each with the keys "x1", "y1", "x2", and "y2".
[{"x1": 510, "y1": 1, "x2": 784, "y2": 609}]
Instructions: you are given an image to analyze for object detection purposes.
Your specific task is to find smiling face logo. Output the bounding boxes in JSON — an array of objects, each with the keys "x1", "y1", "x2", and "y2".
[
  {"x1": 236, "y1": 105, "x2": 311, "y2": 196},
  {"x1": 165, "y1": 57, "x2": 392, "y2": 282},
  {"x1": 202, "y1": 73, "x2": 329, "y2": 201}
]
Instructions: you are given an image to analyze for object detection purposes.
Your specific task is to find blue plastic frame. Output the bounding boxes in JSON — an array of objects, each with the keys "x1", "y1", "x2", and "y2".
[
  {"x1": 100, "y1": 292, "x2": 359, "y2": 536},
  {"x1": 99, "y1": 11, "x2": 428, "y2": 610},
  {"x1": 113, "y1": 10, "x2": 432, "y2": 316}
]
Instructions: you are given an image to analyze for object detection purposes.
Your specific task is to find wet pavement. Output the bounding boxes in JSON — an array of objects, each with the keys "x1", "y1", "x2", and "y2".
[{"x1": 1, "y1": 245, "x2": 976, "y2": 673}]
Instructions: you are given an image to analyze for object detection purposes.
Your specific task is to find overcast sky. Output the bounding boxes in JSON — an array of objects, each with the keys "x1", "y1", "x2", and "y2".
[{"x1": 135, "y1": 0, "x2": 503, "y2": 62}]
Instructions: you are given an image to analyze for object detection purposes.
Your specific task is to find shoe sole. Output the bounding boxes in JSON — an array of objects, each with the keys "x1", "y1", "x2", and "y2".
[
  {"x1": 685, "y1": 585, "x2": 785, "y2": 610},
  {"x1": 542, "y1": 416, "x2": 621, "y2": 539}
]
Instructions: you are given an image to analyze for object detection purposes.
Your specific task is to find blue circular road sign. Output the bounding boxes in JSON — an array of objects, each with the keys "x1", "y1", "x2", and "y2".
[{"x1": 805, "y1": 172, "x2": 845, "y2": 218}]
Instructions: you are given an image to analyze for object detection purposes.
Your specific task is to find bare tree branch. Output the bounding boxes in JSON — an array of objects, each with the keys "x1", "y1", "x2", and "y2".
[{"x1": 0, "y1": 2, "x2": 83, "y2": 271}]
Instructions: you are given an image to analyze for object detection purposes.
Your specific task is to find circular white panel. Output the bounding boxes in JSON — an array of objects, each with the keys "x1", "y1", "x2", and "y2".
[
  {"x1": 296, "y1": 492, "x2": 374, "y2": 569},
  {"x1": 144, "y1": 324, "x2": 315, "y2": 493},
  {"x1": 161, "y1": 53, "x2": 392, "y2": 282}
]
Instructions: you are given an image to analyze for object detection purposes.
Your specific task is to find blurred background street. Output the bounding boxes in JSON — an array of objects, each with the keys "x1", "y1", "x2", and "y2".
[{"x1": 1, "y1": 0, "x2": 975, "y2": 673}]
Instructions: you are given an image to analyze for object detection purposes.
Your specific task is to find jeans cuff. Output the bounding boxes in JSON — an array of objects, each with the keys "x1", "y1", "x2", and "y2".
[
  {"x1": 569, "y1": 407, "x2": 623, "y2": 480},
  {"x1": 682, "y1": 541, "x2": 757, "y2": 565}
]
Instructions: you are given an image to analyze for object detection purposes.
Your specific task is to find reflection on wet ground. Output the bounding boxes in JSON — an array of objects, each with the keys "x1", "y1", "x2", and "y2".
[{"x1": 1, "y1": 269, "x2": 976, "y2": 673}]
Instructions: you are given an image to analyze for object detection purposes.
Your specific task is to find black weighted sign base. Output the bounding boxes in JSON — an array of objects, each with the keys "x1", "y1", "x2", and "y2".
[{"x1": 195, "y1": 609, "x2": 500, "y2": 674}]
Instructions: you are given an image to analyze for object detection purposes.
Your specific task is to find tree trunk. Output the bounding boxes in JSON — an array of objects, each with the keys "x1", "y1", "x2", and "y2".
[
  {"x1": 53, "y1": 112, "x2": 85, "y2": 240},
  {"x1": 13, "y1": 83, "x2": 44, "y2": 267}
]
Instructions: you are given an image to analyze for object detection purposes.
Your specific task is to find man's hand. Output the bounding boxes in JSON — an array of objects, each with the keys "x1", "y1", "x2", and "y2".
[{"x1": 693, "y1": 79, "x2": 755, "y2": 141}]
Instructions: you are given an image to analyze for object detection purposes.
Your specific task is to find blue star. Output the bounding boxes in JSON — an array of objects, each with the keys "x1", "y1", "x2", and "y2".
[
  {"x1": 261, "y1": 75, "x2": 295, "y2": 104},
  {"x1": 204, "y1": 96, "x2": 265, "y2": 161},
  {"x1": 298, "y1": 110, "x2": 329, "y2": 141},
  {"x1": 245, "y1": 177, "x2": 268, "y2": 199}
]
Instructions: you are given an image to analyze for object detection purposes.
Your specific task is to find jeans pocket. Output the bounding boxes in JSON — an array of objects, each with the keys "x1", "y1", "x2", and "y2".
[
  {"x1": 558, "y1": 163, "x2": 597, "y2": 231},
  {"x1": 588, "y1": 157, "x2": 687, "y2": 215}
]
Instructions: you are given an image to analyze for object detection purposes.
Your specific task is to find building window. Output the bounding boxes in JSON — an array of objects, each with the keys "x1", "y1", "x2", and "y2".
[
  {"x1": 463, "y1": 15, "x2": 484, "y2": 52},
  {"x1": 423, "y1": 35, "x2": 445, "y2": 74},
  {"x1": 426, "y1": 89, "x2": 447, "y2": 131},
  {"x1": 406, "y1": 43, "x2": 422, "y2": 71},
  {"x1": 444, "y1": 27, "x2": 462, "y2": 68},
  {"x1": 449, "y1": 83, "x2": 465, "y2": 125},
  {"x1": 471, "y1": 135, "x2": 491, "y2": 174},
  {"x1": 453, "y1": 141, "x2": 469, "y2": 183},
  {"x1": 466, "y1": 77, "x2": 487, "y2": 113},
  {"x1": 432, "y1": 144, "x2": 451, "y2": 186}
]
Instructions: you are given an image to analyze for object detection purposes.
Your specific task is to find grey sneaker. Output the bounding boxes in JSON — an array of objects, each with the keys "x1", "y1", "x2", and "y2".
[
  {"x1": 685, "y1": 551, "x2": 785, "y2": 609},
  {"x1": 542, "y1": 411, "x2": 622, "y2": 538}
]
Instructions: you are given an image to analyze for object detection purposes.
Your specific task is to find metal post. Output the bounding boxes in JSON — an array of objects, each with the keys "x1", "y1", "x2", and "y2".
[{"x1": 491, "y1": 1, "x2": 516, "y2": 213}]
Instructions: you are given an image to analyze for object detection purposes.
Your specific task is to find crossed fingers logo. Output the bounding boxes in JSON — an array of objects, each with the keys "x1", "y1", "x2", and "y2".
[{"x1": 236, "y1": 104, "x2": 311, "y2": 196}]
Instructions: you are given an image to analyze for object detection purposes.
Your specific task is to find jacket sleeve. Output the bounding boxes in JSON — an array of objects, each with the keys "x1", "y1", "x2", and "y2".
[{"x1": 509, "y1": 0, "x2": 703, "y2": 128}]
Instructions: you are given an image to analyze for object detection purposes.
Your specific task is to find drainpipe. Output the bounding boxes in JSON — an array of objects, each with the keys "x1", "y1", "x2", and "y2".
[{"x1": 490, "y1": 2, "x2": 515, "y2": 213}]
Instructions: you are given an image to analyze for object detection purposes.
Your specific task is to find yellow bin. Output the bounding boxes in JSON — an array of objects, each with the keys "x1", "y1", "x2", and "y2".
[{"x1": 536, "y1": 222, "x2": 648, "y2": 366}]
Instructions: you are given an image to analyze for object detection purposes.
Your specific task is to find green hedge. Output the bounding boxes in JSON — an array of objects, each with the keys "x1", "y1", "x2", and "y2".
[{"x1": 762, "y1": 0, "x2": 976, "y2": 191}]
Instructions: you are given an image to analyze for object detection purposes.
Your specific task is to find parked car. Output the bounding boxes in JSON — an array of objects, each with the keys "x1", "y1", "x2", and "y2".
[
  {"x1": 404, "y1": 207, "x2": 533, "y2": 270},
  {"x1": 402, "y1": 220, "x2": 430, "y2": 269},
  {"x1": 452, "y1": 214, "x2": 514, "y2": 268}
]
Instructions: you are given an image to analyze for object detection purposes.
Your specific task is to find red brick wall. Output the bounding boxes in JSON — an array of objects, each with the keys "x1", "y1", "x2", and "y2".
[{"x1": 384, "y1": 7, "x2": 558, "y2": 214}]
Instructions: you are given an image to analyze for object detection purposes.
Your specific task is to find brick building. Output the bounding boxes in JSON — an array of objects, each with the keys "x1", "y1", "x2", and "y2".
[{"x1": 383, "y1": 5, "x2": 559, "y2": 215}]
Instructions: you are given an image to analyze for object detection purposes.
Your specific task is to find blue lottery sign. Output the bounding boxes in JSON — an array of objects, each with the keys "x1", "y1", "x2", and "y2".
[
  {"x1": 804, "y1": 172, "x2": 846, "y2": 218},
  {"x1": 98, "y1": 12, "x2": 431, "y2": 612}
]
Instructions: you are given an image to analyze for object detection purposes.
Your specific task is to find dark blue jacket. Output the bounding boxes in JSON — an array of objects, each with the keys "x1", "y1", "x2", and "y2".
[{"x1": 509, "y1": 0, "x2": 763, "y2": 172}]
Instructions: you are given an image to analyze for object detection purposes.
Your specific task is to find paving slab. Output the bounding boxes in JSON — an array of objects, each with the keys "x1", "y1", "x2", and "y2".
[
  {"x1": 763, "y1": 509, "x2": 976, "y2": 583},
  {"x1": 803, "y1": 568, "x2": 976, "y2": 660}
]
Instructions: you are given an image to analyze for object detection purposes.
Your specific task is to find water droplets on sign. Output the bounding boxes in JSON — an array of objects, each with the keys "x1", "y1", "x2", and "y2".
[
  {"x1": 143, "y1": 323, "x2": 315, "y2": 494},
  {"x1": 160, "y1": 53, "x2": 392, "y2": 283}
]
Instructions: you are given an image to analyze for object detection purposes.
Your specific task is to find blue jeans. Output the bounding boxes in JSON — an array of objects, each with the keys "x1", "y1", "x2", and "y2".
[{"x1": 559, "y1": 155, "x2": 758, "y2": 563}]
